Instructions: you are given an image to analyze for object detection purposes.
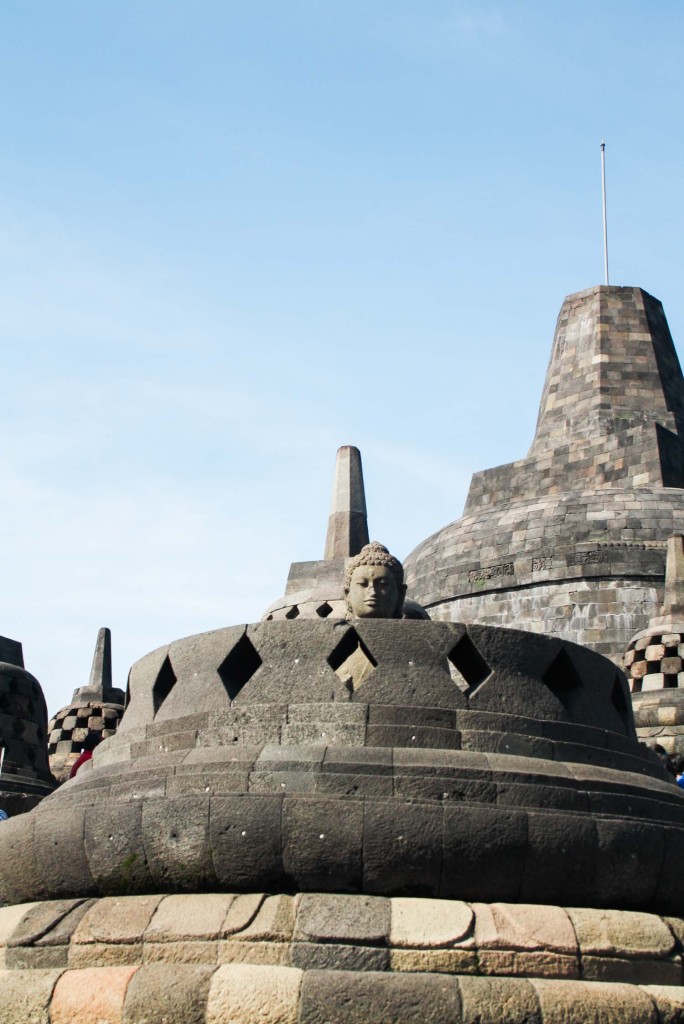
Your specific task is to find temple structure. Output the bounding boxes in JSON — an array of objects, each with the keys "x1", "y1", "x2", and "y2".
[
  {"x1": 3, "y1": 284, "x2": 684, "y2": 1020},
  {"x1": 47, "y1": 627, "x2": 126, "y2": 782},
  {"x1": 3, "y1": 468, "x2": 684, "y2": 1018},
  {"x1": 625, "y1": 534, "x2": 684, "y2": 755},
  {"x1": 405, "y1": 286, "x2": 684, "y2": 665},
  {"x1": 0, "y1": 635, "x2": 55, "y2": 816}
]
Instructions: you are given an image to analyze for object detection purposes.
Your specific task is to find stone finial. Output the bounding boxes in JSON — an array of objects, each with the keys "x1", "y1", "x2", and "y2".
[
  {"x1": 71, "y1": 627, "x2": 114, "y2": 702},
  {"x1": 661, "y1": 535, "x2": 684, "y2": 618},
  {"x1": 89, "y1": 627, "x2": 112, "y2": 693},
  {"x1": 324, "y1": 446, "x2": 369, "y2": 560}
]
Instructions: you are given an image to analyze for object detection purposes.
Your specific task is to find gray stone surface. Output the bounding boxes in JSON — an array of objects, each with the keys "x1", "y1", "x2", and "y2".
[{"x1": 405, "y1": 287, "x2": 684, "y2": 665}]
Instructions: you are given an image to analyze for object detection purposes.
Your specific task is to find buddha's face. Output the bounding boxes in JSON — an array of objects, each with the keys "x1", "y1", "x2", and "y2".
[{"x1": 346, "y1": 564, "x2": 401, "y2": 619}]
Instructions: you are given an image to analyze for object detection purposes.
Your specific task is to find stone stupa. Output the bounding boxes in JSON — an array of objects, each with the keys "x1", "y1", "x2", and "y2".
[
  {"x1": 47, "y1": 627, "x2": 125, "y2": 782},
  {"x1": 1, "y1": 443, "x2": 684, "y2": 1020},
  {"x1": 405, "y1": 286, "x2": 684, "y2": 666},
  {"x1": 625, "y1": 534, "x2": 684, "y2": 755},
  {"x1": 0, "y1": 634, "x2": 56, "y2": 817}
]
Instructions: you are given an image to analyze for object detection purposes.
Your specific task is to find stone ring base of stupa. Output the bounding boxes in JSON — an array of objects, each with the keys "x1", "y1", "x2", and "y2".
[{"x1": 1, "y1": 893, "x2": 684, "y2": 1023}]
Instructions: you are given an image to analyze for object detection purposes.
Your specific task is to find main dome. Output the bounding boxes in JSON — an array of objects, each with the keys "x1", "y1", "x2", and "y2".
[{"x1": 405, "y1": 286, "x2": 684, "y2": 664}]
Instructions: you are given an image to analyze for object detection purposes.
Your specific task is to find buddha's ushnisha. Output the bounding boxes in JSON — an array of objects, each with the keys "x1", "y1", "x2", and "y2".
[{"x1": 344, "y1": 542, "x2": 407, "y2": 620}]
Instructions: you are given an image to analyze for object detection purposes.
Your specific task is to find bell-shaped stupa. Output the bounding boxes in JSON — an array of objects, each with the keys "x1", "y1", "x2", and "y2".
[
  {"x1": 0, "y1": 634, "x2": 56, "y2": 816},
  {"x1": 47, "y1": 627, "x2": 125, "y2": 781},
  {"x1": 405, "y1": 286, "x2": 684, "y2": 665}
]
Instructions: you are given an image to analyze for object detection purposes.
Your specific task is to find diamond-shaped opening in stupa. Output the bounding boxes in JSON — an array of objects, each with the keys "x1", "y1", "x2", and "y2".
[
  {"x1": 152, "y1": 655, "x2": 177, "y2": 714},
  {"x1": 218, "y1": 633, "x2": 263, "y2": 701},
  {"x1": 447, "y1": 634, "x2": 491, "y2": 696},
  {"x1": 542, "y1": 648, "x2": 582, "y2": 716},
  {"x1": 327, "y1": 627, "x2": 377, "y2": 692},
  {"x1": 611, "y1": 672, "x2": 631, "y2": 728},
  {"x1": 285, "y1": 605, "x2": 300, "y2": 619},
  {"x1": 316, "y1": 602, "x2": 333, "y2": 618}
]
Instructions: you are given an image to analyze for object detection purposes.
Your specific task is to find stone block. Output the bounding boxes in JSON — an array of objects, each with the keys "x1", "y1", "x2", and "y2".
[
  {"x1": 34, "y1": 808, "x2": 96, "y2": 898},
  {"x1": 210, "y1": 794, "x2": 283, "y2": 890},
  {"x1": 457, "y1": 976, "x2": 541, "y2": 1024},
  {"x1": 580, "y1": 955, "x2": 681, "y2": 984},
  {"x1": 0, "y1": 966, "x2": 65, "y2": 1024},
  {"x1": 389, "y1": 897, "x2": 473, "y2": 949},
  {"x1": 567, "y1": 908, "x2": 675, "y2": 958},
  {"x1": 217, "y1": 939, "x2": 290, "y2": 966},
  {"x1": 206, "y1": 963, "x2": 302, "y2": 1024},
  {"x1": 593, "y1": 820, "x2": 664, "y2": 907},
  {"x1": 36, "y1": 900, "x2": 95, "y2": 948},
  {"x1": 0, "y1": 815, "x2": 47, "y2": 904},
  {"x1": 530, "y1": 978, "x2": 657, "y2": 1023},
  {"x1": 143, "y1": 940, "x2": 218, "y2": 964},
  {"x1": 249, "y1": 770, "x2": 318, "y2": 794},
  {"x1": 476, "y1": 948, "x2": 578, "y2": 978},
  {"x1": 282, "y1": 797, "x2": 363, "y2": 890},
  {"x1": 389, "y1": 948, "x2": 478, "y2": 973},
  {"x1": 122, "y1": 963, "x2": 214, "y2": 1024},
  {"x1": 84, "y1": 802, "x2": 153, "y2": 895},
  {"x1": 315, "y1": 772, "x2": 394, "y2": 797},
  {"x1": 231, "y1": 895, "x2": 295, "y2": 943},
  {"x1": 142, "y1": 796, "x2": 214, "y2": 891},
  {"x1": 72, "y1": 896, "x2": 163, "y2": 946},
  {"x1": 222, "y1": 893, "x2": 265, "y2": 935},
  {"x1": 295, "y1": 894, "x2": 389, "y2": 945},
  {"x1": 0, "y1": 903, "x2": 35, "y2": 951},
  {"x1": 4, "y1": 943, "x2": 69, "y2": 969},
  {"x1": 474, "y1": 902, "x2": 577, "y2": 956},
  {"x1": 298, "y1": 969, "x2": 461, "y2": 1024},
  {"x1": 166, "y1": 769, "x2": 250, "y2": 797},
  {"x1": 145, "y1": 894, "x2": 234, "y2": 942},
  {"x1": 442, "y1": 805, "x2": 528, "y2": 902},
  {"x1": 646, "y1": 645, "x2": 666, "y2": 661},
  {"x1": 68, "y1": 941, "x2": 142, "y2": 968},
  {"x1": 291, "y1": 942, "x2": 389, "y2": 971},
  {"x1": 6, "y1": 899, "x2": 85, "y2": 949},
  {"x1": 322, "y1": 746, "x2": 392, "y2": 773},
  {"x1": 51, "y1": 965, "x2": 139, "y2": 1024},
  {"x1": 640, "y1": 984, "x2": 684, "y2": 1024},
  {"x1": 363, "y1": 800, "x2": 443, "y2": 896},
  {"x1": 520, "y1": 812, "x2": 597, "y2": 905}
]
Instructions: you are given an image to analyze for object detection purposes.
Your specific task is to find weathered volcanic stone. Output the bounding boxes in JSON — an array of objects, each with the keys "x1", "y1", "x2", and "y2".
[
  {"x1": 1, "y1": 619, "x2": 684, "y2": 914},
  {"x1": 405, "y1": 287, "x2": 684, "y2": 666}
]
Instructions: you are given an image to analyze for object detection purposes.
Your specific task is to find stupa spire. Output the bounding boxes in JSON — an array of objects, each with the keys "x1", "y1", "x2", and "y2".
[
  {"x1": 323, "y1": 445, "x2": 369, "y2": 560},
  {"x1": 659, "y1": 534, "x2": 684, "y2": 620},
  {"x1": 87, "y1": 626, "x2": 112, "y2": 694}
]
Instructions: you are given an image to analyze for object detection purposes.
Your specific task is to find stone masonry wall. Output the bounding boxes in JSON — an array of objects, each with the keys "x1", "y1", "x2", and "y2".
[{"x1": 426, "y1": 579, "x2": 660, "y2": 666}]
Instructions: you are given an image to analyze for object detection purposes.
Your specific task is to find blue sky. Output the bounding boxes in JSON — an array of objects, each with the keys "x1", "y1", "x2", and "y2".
[{"x1": 1, "y1": 1, "x2": 683, "y2": 713}]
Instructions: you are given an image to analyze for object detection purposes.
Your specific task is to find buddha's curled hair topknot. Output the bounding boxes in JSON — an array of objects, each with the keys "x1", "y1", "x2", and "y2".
[{"x1": 344, "y1": 542, "x2": 404, "y2": 590}]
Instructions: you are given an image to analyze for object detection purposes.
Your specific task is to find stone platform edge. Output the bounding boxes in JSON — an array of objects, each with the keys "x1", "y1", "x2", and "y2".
[
  {"x1": 2, "y1": 893, "x2": 684, "y2": 985},
  {"x1": 1, "y1": 964, "x2": 683, "y2": 1024}
]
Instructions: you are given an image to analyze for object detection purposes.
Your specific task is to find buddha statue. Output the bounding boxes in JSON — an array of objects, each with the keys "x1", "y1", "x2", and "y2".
[{"x1": 344, "y1": 541, "x2": 407, "y2": 619}]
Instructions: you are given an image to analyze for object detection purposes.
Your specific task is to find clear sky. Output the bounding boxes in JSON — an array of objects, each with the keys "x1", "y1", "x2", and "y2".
[{"x1": 1, "y1": 1, "x2": 683, "y2": 714}]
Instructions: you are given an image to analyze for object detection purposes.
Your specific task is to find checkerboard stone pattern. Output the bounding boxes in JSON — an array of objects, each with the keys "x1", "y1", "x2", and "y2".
[
  {"x1": 47, "y1": 628, "x2": 125, "y2": 782},
  {"x1": 624, "y1": 536, "x2": 684, "y2": 752},
  {"x1": 47, "y1": 702, "x2": 124, "y2": 782},
  {"x1": 405, "y1": 286, "x2": 684, "y2": 666}
]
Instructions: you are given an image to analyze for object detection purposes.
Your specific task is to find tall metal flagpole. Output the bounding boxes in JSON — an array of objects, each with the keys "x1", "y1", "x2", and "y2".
[{"x1": 600, "y1": 141, "x2": 609, "y2": 285}]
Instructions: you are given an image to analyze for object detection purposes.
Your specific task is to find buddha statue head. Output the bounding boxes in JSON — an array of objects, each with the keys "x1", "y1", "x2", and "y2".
[{"x1": 344, "y1": 542, "x2": 407, "y2": 620}]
